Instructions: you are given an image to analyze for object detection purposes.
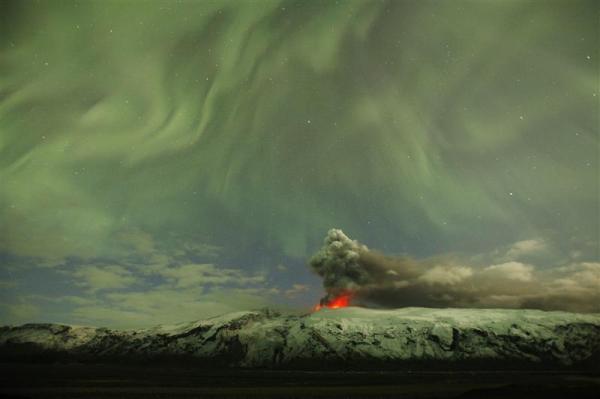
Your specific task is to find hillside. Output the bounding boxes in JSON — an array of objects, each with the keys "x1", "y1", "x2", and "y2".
[{"x1": 2, "y1": 307, "x2": 599, "y2": 369}]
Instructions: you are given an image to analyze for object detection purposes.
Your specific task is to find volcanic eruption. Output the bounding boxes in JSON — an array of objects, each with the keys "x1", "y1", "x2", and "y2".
[
  {"x1": 309, "y1": 228, "x2": 367, "y2": 310},
  {"x1": 309, "y1": 228, "x2": 600, "y2": 313},
  {"x1": 313, "y1": 292, "x2": 352, "y2": 311}
]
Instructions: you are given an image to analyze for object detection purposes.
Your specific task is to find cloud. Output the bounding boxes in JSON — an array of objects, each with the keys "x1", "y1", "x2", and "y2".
[
  {"x1": 19, "y1": 242, "x2": 280, "y2": 327},
  {"x1": 73, "y1": 265, "x2": 137, "y2": 292},
  {"x1": 505, "y1": 239, "x2": 546, "y2": 259},
  {"x1": 483, "y1": 262, "x2": 533, "y2": 282},
  {"x1": 58, "y1": 295, "x2": 98, "y2": 306},
  {"x1": 310, "y1": 229, "x2": 600, "y2": 312},
  {"x1": 419, "y1": 266, "x2": 473, "y2": 286},
  {"x1": 0, "y1": 280, "x2": 17, "y2": 289},
  {"x1": 276, "y1": 264, "x2": 288, "y2": 272},
  {"x1": 1, "y1": 303, "x2": 41, "y2": 324},
  {"x1": 178, "y1": 242, "x2": 222, "y2": 259},
  {"x1": 115, "y1": 229, "x2": 157, "y2": 258},
  {"x1": 68, "y1": 286, "x2": 277, "y2": 328},
  {"x1": 9, "y1": 237, "x2": 277, "y2": 328},
  {"x1": 284, "y1": 284, "x2": 311, "y2": 299},
  {"x1": 552, "y1": 262, "x2": 600, "y2": 294},
  {"x1": 156, "y1": 263, "x2": 265, "y2": 288},
  {"x1": 3, "y1": 259, "x2": 282, "y2": 328},
  {"x1": 159, "y1": 263, "x2": 222, "y2": 288}
]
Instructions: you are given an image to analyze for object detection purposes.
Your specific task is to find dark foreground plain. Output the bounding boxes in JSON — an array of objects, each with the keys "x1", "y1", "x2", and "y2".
[{"x1": 0, "y1": 363, "x2": 599, "y2": 399}]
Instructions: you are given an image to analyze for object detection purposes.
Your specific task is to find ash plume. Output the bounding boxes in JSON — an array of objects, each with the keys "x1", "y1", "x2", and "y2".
[{"x1": 309, "y1": 229, "x2": 600, "y2": 312}]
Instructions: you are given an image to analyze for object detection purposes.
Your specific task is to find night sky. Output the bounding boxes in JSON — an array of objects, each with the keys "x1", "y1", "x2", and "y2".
[{"x1": 1, "y1": 0, "x2": 598, "y2": 327}]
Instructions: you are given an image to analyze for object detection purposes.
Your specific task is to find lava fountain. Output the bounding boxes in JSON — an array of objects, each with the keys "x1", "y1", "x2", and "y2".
[{"x1": 313, "y1": 293, "x2": 352, "y2": 311}]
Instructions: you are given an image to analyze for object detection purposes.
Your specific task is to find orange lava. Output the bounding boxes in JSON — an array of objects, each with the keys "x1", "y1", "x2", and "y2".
[{"x1": 313, "y1": 293, "x2": 352, "y2": 311}]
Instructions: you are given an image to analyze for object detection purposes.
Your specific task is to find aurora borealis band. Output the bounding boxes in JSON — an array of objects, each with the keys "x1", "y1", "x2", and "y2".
[{"x1": 0, "y1": 0, "x2": 598, "y2": 327}]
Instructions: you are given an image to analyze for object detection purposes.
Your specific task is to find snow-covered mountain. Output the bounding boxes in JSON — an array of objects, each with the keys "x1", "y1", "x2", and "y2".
[{"x1": 2, "y1": 307, "x2": 599, "y2": 369}]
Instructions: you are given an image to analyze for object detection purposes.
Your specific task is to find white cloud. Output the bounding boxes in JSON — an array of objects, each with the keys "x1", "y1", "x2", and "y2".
[
  {"x1": 504, "y1": 239, "x2": 546, "y2": 260},
  {"x1": 484, "y1": 262, "x2": 534, "y2": 282},
  {"x1": 553, "y1": 262, "x2": 600, "y2": 292}
]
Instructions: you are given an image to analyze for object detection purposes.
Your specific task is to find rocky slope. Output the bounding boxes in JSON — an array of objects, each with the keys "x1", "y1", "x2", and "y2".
[{"x1": 1, "y1": 307, "x2": 599, "y2": 369}]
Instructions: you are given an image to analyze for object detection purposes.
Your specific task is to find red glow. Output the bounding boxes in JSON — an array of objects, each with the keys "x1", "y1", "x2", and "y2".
[{"x1": 313, "y1": 293, "x2": 352, "y2": 311}]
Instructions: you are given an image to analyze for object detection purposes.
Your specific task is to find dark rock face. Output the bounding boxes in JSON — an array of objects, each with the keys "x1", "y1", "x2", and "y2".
[{"x1": 1, "y1": 307, "x2": 599, "y2": 370}]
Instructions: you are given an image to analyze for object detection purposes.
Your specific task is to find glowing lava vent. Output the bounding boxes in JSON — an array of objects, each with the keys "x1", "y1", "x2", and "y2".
[{"x1": 313, "y1": 293, "x2": 352, "y2": 311}]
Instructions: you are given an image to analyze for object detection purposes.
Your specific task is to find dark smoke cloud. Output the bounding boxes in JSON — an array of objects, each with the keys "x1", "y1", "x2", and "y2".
[{"x1": 310, "y1": 229, "x2": 600, "y2": 313}]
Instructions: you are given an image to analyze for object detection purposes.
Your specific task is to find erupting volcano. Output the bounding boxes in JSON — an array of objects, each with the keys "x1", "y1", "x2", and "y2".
[{"x1": 313, "y1": 293, "x2": 352, "y2": 311}]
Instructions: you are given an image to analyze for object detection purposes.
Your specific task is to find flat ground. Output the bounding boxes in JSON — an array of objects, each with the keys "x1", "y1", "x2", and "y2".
[{"x1": 0, "y1": 364, "x2": 599, "y2": 399}]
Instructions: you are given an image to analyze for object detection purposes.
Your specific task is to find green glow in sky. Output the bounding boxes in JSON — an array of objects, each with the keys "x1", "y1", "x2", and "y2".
[{"x1": 0, "y1": 0, "x2": 598, "y2": 327}]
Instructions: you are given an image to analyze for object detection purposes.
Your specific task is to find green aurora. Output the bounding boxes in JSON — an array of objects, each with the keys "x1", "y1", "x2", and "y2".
[{"x1": 0, "y1": 0, "x2": 598, "y2": 327}]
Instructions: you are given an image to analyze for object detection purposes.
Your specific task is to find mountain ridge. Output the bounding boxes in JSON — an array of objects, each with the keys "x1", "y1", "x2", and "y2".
[{"x1": 2, "y1": 307, "x2": 599, "y2": 370}]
